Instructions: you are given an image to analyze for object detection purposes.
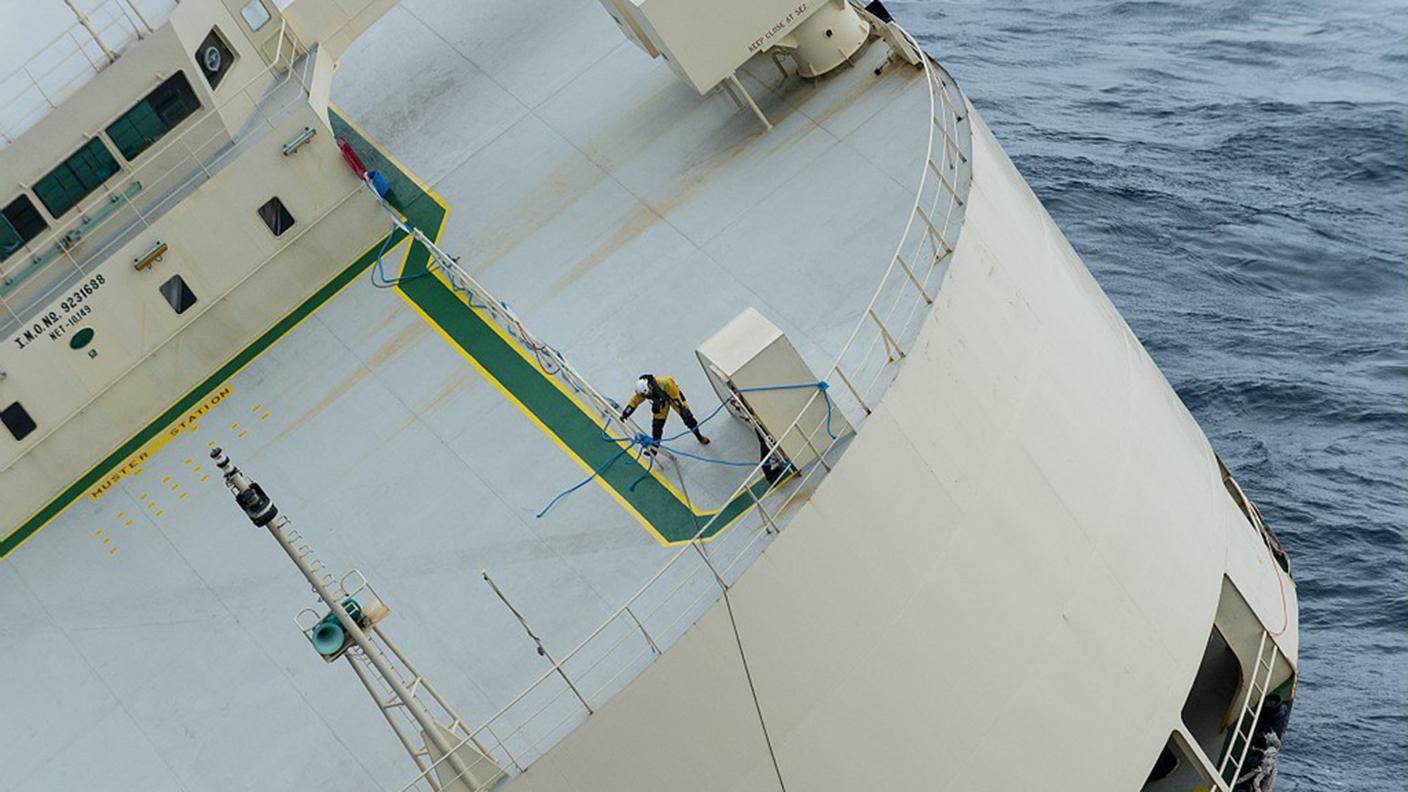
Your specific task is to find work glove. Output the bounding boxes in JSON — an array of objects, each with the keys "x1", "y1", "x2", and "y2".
[{"x1": 620, "y1": 405, "x2": 635, "y2": 420}]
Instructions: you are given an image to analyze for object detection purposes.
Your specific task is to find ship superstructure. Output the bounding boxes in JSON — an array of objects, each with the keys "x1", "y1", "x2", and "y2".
[{"x1": 0, "y1": 2, "x2": 1297, "y2": 791}]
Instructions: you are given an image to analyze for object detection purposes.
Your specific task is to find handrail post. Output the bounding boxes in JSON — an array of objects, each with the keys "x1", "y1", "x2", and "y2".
[
  {"x1": 894, "y1": 252, "x2": 933, "y2": 305},
  {"x1": 65, "y1": 0, "x2": 118, "y2": 65},
  {"x1": 833, "y1": 364, "x2": 871, "y2": 415},
  {"x1": 869, "y1": 308, "x2": 905, "y2": 361},
  {"x1": 797, "y1": 422, "x2": 832, "y2": 472},
  {"x1": 744, "y1": 483, "x2": 780, "y2": 535},
  {"x1": 625, "y1": 606, "x2": 661, "y2": 656}
]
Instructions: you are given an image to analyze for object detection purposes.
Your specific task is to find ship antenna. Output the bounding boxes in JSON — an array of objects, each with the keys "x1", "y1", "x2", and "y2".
[{"x1": 211, "y1": 448, "x2": 505, "y2": 789}]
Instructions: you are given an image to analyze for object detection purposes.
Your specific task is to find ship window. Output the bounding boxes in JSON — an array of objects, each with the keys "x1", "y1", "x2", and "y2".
[
  {"x1": 240, "y1": 0, "x2": 272, "y2": 32},
  {"x1": 160, "y1": 274, "x2": 197, "y2": 314},
  {"x1": 33, "y1": 138, "x2": 121, "y2": 219},
  {"x1": 257, "y1": 197, "x2": 294, "y2": 237},
  {"x1": 105, "y1": 72, "x2": 202, "y2": 162},
  {"x1": 196, "y1": 29, "x2": 236, "y2": 89},
  {"x1": 1, "y1": 402, "x2": 36, "y2": 442},
  {"x1": 1, "y1": 195, "x2": 48, "y2": 263}
]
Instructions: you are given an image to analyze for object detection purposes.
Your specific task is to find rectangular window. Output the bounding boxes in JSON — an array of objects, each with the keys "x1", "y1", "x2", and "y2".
[
  {"x1": 33, "y1": 138, "x2": 120, "y2": 219},
  {"x1": 1, "y1": 195, "x2": 48, "y2": 263},
  {"x1": 1, "y1": 402, "x2": 36, "y2": 442},
  {"x1": 160, "y1": 274, "x2": 197, "y2": 314},
  {"x1": 257, "y1": 197, "x2": 294, "y2": 236},
  {"x1": 105, "y1": 72, "x2": 202, "y2": 162},
  {"x1": 240, "y1": 0, "x2": 272, "y2": 32}
]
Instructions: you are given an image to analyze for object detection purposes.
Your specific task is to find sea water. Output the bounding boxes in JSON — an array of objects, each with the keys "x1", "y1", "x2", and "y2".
[{"x1": 907, "y1": 1, "x2": 1407, "y2": 788}]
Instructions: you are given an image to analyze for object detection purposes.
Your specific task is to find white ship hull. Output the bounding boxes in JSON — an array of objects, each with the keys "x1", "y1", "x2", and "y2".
[{"x1": 0, "y1": 2, "x2": 1298, "y2": 791}]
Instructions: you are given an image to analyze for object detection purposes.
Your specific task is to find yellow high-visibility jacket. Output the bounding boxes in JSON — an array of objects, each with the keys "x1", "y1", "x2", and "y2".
[{"x1": 627, "y1": 376, "x2": 689, "y2": 420}]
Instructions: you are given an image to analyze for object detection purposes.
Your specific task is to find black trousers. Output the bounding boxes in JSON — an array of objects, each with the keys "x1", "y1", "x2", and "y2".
[{"x1": 652, "y1": 404, "x2": 700, "y2": 442}]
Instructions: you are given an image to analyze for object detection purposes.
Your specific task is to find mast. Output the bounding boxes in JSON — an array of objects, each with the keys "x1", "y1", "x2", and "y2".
[{"x1": 211, "y1": 447, "x2": 505, "y2": 791}]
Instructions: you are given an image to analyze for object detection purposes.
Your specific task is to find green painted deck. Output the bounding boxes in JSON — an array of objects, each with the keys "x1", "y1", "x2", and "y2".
[
  {"x1": 0, "y1": 109, "x2": 771, "y2": 558},
  {"x1": 344, "y1": 116, "x2": 774, "y2": 544}
]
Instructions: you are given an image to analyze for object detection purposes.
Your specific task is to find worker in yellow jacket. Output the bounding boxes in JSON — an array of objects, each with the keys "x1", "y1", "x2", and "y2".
[{"x1": 620, "y1": 374, "x2": 711, "y2": 451}]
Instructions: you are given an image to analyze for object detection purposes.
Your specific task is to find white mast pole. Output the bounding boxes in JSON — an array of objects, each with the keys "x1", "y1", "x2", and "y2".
[{"x1": 211, "y1": 448, "x2": 494, "y2": 791}]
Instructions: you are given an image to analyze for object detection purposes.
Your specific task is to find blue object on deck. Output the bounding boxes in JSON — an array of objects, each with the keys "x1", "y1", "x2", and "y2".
[{"x1": 367, "y1": 170, "x2": 390, "y2": 198}]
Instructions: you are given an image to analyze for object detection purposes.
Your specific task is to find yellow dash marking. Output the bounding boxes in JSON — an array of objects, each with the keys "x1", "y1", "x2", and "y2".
[
  {"x1": 109, "y1": 547, "x2": 118, "y2": 556},
  {"x1": 179, "y1": 492, "x2": 188, "y2": 500},
  {"x1": 161, "y1": 476, "x2": 170, "y2": 483},
  {"x1": 132, "y1": 468, "x2": 144, "y2": 477},
  {"x1": 156, "y1": 510, "x2": 165, "y2": 517},
  {"x1": 193, "y1": 465, "x2": 202, "y2": 473},
  {"x1": 238, "y1": 431, "x2": 248, "y2": 438},
  {"x1": 125, "y1": 520, "x2": 133, "y2": 527},
  {"x1": 208, "y1": 440, "x2": 216, "y2": 447},
  {"x1": 116, "y1": 511, "x2": 125, "y2": 519},
  {"x1": 95, "y1": 529, "x2": 103, "y2": 536},
  {"x1": 139, "y1": 493, "x2": 148, "y2": 500},
  {"x1": 260, "y1": 413, "x2": 269, "y2": 420},
  {"x1": 101, "y1": 537, "x2": 110, "y2": 545},
  {"x1": 252, "y1": 404, "x2": 262, "y2": 412},
  {"x1": 170, "y1": 483, "x2": 179, "y2": 491},
  {"x1": 229, "y1": 422, "x2": 239, "y2": 430},
  {"x1": 201, "y1": 474, "x2": 210, "y2": 482},
  {"x1": 184, "y1": 457, "x2": 193, "y2": 465}
]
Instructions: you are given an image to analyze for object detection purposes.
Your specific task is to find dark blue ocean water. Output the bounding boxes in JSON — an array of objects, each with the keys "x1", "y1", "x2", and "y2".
[{"x1": 903, "y1": 1, "x2": 1407, "y2": 788}]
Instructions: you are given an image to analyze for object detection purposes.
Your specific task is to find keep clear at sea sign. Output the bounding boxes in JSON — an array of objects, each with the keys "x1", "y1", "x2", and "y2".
[{"x1": 87, "y1": 385, "x2": 233, "y2": 501}]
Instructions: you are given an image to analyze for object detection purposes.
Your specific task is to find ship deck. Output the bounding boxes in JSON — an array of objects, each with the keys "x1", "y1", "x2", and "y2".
[{"x1": 1, "y1": 3, "x2": 970, "y2": 790}]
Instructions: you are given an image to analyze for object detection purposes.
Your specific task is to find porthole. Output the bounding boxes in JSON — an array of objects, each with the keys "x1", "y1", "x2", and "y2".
[{"x1": 195, "y1": 29, "x2": 236, "y2": 89}]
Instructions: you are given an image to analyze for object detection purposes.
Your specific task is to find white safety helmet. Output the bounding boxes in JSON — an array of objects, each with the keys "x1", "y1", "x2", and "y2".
[{"x1": 635, "y1": 377, "x2": 652, "y2": 397}]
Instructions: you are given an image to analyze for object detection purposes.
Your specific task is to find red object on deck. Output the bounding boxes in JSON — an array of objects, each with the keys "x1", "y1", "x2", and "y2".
[{"x1": 336, "y1": 137, "x2": 368, "y2": 180}]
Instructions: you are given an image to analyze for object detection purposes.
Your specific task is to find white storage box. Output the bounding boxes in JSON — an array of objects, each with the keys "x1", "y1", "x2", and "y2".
[{"x1": 695, "y1": 307, "x2": 848, "y2": 469}]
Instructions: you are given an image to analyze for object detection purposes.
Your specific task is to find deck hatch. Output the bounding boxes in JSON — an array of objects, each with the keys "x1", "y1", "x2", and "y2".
[{"x1": 1, "y1": 402, "x2": 36, "y2": 442}]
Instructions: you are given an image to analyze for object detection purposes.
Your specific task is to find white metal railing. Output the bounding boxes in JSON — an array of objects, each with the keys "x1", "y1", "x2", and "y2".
[
  {"x1": 0, "y1": 0, "x2": 178, "y2": 146},
  {"x1": 372, "y1": 212, "x2": 665, "y2": 450},
  {"x1": 0, "y1": 19, "x2": 312, "y2": 334},
  {"x1": 394, "y1": 24, "x2": 972, "y2": 792}
]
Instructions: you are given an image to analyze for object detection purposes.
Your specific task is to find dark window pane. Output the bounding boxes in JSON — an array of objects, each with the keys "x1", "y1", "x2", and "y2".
[
  {"x1": 160, "y1": 274, "x2": 197, "y2": 314},
  {"x1": 1, "y1": 402, "x2": 36, "y2": 442},
  {"x1": 196, "y1": 29, "x2": 235, "y2": 89},
  {"x1": 106, "y1": 72, "x2": 200, "y2": 161},
  {"x1": 257, "y1": 197, "x2": 294, "y2": 237},
  {"x1": 1, "y1": 195, "x2": 48, "y2": 263},
  {"x1": 33, "y1": 138, "x2": 120, "y2": 218}
]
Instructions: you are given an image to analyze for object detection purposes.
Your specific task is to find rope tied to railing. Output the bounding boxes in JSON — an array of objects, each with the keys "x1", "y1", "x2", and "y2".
[{"x1": 536, "y1": 381, "x2": 835, "y2": 518}]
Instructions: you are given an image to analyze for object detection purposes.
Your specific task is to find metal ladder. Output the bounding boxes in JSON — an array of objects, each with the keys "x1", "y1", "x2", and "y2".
[
  {"x1": 284, "y1": 528, "x2": 335, "y2": 590},
  {"x1": 1218, "y1": 630, "x2": 1278, "y2": 787}
]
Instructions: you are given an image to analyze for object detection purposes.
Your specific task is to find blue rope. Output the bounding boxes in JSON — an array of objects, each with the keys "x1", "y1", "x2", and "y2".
[
  {"x1": 536, "y1": 380, "x2": 837, "y2": 517},
  {"x1": 535, "y1": 443, "x2": 636, "y2": 518},
  {"x1": 735, "y1": 381, "x2": 837, "y2": 440},
  {"x1": 368, "y1": 196, "x2": 430, "y2": 289}
]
